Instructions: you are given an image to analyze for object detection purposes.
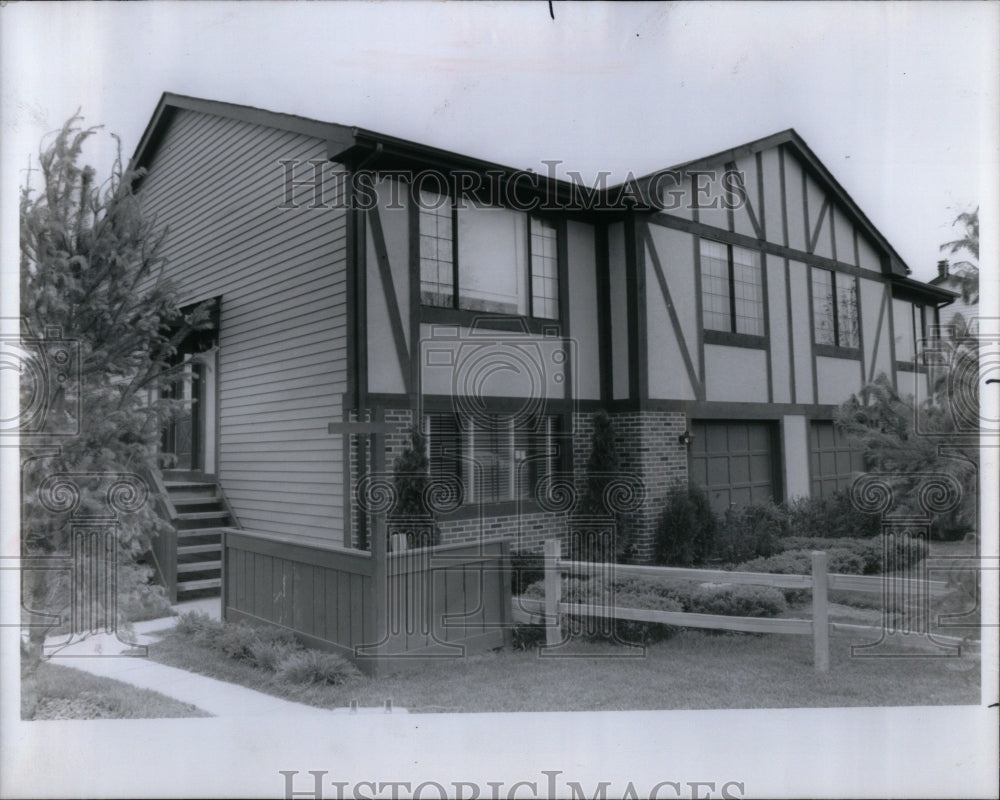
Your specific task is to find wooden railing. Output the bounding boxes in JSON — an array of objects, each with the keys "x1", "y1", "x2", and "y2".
[{"x1": 516, "y1": 539, "x2": 955, "y2": 672}]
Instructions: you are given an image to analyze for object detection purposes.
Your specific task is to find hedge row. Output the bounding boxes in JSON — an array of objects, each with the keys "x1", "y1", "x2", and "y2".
[
  {"x1": 520, "y1": 574, "x2": 787, "y2": 644},
  {"x1": 654, "y1": 486, "x2": 885, "y2": 567}
]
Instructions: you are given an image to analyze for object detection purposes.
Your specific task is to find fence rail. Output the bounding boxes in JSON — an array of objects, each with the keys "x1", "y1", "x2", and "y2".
[{"x1": 523, "y1": 539, "x2": 955, "y2": 672}]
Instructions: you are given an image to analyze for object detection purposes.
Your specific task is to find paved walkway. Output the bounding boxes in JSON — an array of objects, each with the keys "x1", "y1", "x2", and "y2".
[{"x1": 42, "y1": 597, "x2": 395, "y2": 717}]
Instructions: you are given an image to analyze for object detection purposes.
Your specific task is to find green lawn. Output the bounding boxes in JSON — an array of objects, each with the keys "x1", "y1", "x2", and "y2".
[
  {"x1": 22, "y1": 660, "x2": 211, "y2": 720},
  {"x1": 148, "y1": 627, "x2": 980, "y2": 713}
]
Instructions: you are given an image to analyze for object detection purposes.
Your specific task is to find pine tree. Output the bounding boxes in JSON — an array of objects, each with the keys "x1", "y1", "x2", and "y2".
[{"x1": 19, "y1": 114, "x2": 207, "y2": 654}]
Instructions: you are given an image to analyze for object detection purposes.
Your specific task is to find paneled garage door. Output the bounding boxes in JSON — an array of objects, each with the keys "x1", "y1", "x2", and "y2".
[
  {"x1": 809, "y1": 421, "x2": 865, "y2": 498},
  {"x1": 689, "y1": 421, "x2": 778, "y2": 512}
]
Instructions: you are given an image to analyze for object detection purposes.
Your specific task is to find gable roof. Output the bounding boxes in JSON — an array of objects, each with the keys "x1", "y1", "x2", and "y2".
[
  {"x1": 133, "y1": 93, "x2": 950, "y2": 299},
  {"x1": 628, "y1": 129, "x2": 913, "y2": 278}
]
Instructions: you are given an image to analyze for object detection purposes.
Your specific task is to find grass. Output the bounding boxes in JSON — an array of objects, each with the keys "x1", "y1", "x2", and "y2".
[
  {"x1": 22, "y1": 660, "x2": 210, "y2": 720},
  {"x1": 148, "y1": 626, "x2": 980, "y2": 713}
]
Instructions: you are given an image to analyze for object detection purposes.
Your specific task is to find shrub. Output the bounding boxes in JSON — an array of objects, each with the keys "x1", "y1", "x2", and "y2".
[
  {"x1": 275, "y1": 650, "x2": 359, "y2": 685},
  {"x1": 785, "y1": 490, "x2": 882, "y2": 539},
  {"x1": 687, "y1": 584, "x2": 788, "y2": 617},
  {"x1": 510, "y1": 551, "x2": 545, "y2": 596},
  {"x1": 218, "y1": 623, "x2": 261, "y2": 662},
  {"x1": 653, "y1": 483, "x2": 717, "y2": 566},
  {"x1": 248, "y1": 639, "x2": 298, "y2": 672},
  {"x1": 511, "y1": 623, "x2": 546, "y2": 651},
  {"x1": 713, "y1": 502, "x2": 787, "y2": 564}
]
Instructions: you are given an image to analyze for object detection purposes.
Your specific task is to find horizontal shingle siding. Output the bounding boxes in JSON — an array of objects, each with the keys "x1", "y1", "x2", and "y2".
[{"x1": 139, "y1": 108, "x2": 348, "y2": 545}]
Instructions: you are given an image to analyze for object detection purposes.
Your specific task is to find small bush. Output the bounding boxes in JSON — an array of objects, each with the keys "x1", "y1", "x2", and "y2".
[
  {"x1": 653, "y1": 483, "x2": 717, "y2": 566},
  {"x1": 248, "y1": 639, "x2": 298, "y2": 672},
  {"x1": 511, "y1": 623, "x2": 546, "y2": 651},
  {"x1": 713, "y1": 503, "x2": 787, "y2": 564},
  {"x1": 218, "y1": 623, "x2": 261, "y2": 662},
  {"x1": 687, "y1": 584, "x2": 787, "y2": 617},
  {"x1": 510, "y1": 551, "x2": 545, "y2": 596},
  {"x1": 275, "y1": 650, "x2": 359, "y2": 685},
  {"x1": 785, "y1": 491, "x2": 882, "y2": 539}
]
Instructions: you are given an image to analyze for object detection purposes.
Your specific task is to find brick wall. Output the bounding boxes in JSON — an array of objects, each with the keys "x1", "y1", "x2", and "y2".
[
  {"x1": 347, "y1": 405, "x2": 689, "y2": 561},
  {"x1": 609, "y1": 410, "x2": 689, "y2": 562}
]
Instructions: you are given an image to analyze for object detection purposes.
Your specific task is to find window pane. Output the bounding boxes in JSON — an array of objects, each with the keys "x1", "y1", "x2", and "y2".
[
  {"x1": 700, "y1": 239, "x2": 732, "y2": 332},
  {"x1": 812, "y1": 268, "x2": 836, "y2": 345},
  {"x1": 457, "y1": 206, "x2": 527, "y2": 315},
  {"x1": 732, "y1": 245, "x2": 764, "y2": 335},
  {"x1": 836, "y1": 277, "x2": 859, "y2": 348},
  {"x1": 419, "y1": 190, "x2": 454, "y2": 307},
  {"x1": 530, "y1": 218, "x2": 559, "y2": 319}
]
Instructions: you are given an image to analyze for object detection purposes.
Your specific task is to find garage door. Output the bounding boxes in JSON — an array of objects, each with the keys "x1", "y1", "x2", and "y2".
[
  {"x1": 809, "y1": 421, "x2": 865, "y2": 498},
  {"x1": 689, "y1": 421, "x2": 778, "y2": 513}
]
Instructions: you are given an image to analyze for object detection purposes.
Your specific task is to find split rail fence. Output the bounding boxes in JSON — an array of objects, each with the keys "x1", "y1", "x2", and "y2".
[{"x1": 515, "y1": 539, "x2": 957, "y2": 672}]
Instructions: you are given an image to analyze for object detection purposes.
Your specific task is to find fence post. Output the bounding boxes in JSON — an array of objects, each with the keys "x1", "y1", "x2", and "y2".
[
  {"x1": 544, "y1": 539, "x2": 562, "y2": 648},
  {"x1": 812, "y1": 551, "x2": 830, "y2": 672}
]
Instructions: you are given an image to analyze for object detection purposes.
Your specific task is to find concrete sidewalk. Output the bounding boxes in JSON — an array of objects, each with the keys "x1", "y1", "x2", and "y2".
[{"x1": 42, "y1": 597, "x2": 395, "y2": 717}]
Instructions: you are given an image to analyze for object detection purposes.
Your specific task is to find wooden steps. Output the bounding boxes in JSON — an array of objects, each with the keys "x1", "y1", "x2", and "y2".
[{"x1": 159, "y1": 474, "x2": 234, "y2": 600}]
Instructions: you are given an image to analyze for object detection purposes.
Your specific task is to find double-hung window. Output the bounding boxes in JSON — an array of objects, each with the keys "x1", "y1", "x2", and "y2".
[
  {"x1": 699, "y1": 239, "x2": 764, "y2": 338},
  {"x1": 892, "y1": 298, "x2": 931, "y2": 366},
  {"x1": 424, "y1": 413, "x2": 558, "y2": 507},
  {"x1": 812, "y1": 268, "x2": 859, "y2": 350},
  {"x1": 418, "y1": 191, "x2": 559, "y2": 319}
]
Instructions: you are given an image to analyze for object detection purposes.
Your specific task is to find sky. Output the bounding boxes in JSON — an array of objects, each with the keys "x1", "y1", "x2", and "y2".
[{"x1": 2, "y1": 2, "x2": 997, "y2": 288}]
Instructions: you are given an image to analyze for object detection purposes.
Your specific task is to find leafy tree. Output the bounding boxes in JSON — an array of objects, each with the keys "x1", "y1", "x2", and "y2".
[
  {"x1": 834, "y1": 373, "x2": 977, "y2": 540},
  {"x1": 19, "y1": 114, "x2": 206, "y2": 655},
  {"x1": 940, "y1": 206, "x2": 979, "y2": 305}
]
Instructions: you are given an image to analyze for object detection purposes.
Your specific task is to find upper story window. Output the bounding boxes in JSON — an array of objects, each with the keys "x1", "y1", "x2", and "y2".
[
  {"x1": 418, "y1": 191, "x2": 559, "y2": 319},
  {"x1": 812, "y1": 268, "x2": 859, "y2": 349},
  {"x1": 699, "y1": 239, "x2": 764, "y2": 336},
  {"x1": 892, "y1": 298, "x2": 930, "y2": 365}
]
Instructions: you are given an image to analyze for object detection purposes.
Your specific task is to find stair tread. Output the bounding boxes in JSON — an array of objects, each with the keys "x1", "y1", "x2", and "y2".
[
  {"x1": 178, "y1": 543, "x2": 222, "y2": 554},
  {"x1": 176, "y1": 510, "x2": 229, "y2": 519},
  {"x1": 177, "y1": 560, "x2": 222, "y2": 573},
  {"x1": 176, "y1": 528, "x2": 226, "y2": 538},
  {"x1": 177, "y1": 577, "x2": 222, "y2": 591}
]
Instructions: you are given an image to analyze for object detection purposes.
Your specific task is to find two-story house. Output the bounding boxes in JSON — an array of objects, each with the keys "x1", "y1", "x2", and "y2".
[{"x1": 132, "y1": 93, "x2": 954, "y2": 608}]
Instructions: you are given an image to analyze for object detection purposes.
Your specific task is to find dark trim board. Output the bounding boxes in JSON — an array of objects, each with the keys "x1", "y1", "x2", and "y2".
[
  {"x1": 783, "y1": 257, "x2": 796, "y2": 403},
  {"x1": 419, "y1": 306, "x2": 561, "y2": 335},
  {"x1": 642, "y1": 223, "x2": 704, "y2": 399},
  {"x1": 595, "y1": 224, "x2": 613, "y2": 405},
  {"x1": 814, "y1": 344, "x2": 862, "y2": 361},
  {"x1": 604, "y1": 398, "x2": 840, "y2": 420},
  {"x1": 703, "y1": 329, "x2": 767, "y2": 350},
  {"x1": 646, "y1": 211, "x2": 886, "y2": 282}
]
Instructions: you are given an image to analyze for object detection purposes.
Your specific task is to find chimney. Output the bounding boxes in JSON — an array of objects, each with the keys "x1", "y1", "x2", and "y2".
[{"x1": 937, "y1": 259, "x2": 950, "y2": 279}]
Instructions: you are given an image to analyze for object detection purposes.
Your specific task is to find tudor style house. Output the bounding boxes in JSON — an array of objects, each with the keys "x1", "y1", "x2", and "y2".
[{"x1": 133, "y1": 93, "x2": 954, "y2": 603}]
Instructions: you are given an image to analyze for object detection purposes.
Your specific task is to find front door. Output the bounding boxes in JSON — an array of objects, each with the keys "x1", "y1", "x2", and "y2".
[{"x1": 162, "y1": 343, "x2": 217, "y2": 475}]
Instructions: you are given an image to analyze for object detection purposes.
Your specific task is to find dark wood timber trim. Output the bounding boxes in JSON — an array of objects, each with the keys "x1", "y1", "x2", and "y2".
[
  {"x1": 815, "y1": 344, "x2": 862, "y2": 361},
  {"x1": 624, "y1": 212, "x2": 644, "y2": 406},
  {"x1": 595, "y1": 224, "x2": 613, "y2": 405},
  {"x1": 703, "y1": 329, "x2": 767, "y2": 350},
  {"x1": 367, "y1": 204, "x2": 412, "y2": 395},
  {"x1": 806, "y1": 263, "x2": 819, "y2": 403},
  {"x1": 727, "y1": 160, "x2": 762, "y2": 239},
  {"x1": 556, "y1": 221, "x2": 573, "y2": 406},
  {"x1": 809, "y1": 196, "x2": 831, "y2": 255},
  {"x1": 419, "y1": 306, "x2": 559, "y2": 334},
  {"x1": 642, "y1": 223, "x2": 704, "y2": 399},
  {"x1": 762, "y1": 254, "x2": 773, "y2": 402},
  {"x1": 408, "y1": 185, "x2": 421, "y2": 404},
  {"x1": 854, "y1": 274, "x2": 867, "y2": 388},
  {"x1": 867, "y1": 281, "x2": 888, "y2": 383},
  {"x1": 886, "y1": 283, "x2": 899, "y2": 386},
  {"x1": 755, "y1": 151, "x2": 766, "y2": 241},
  {"x1": 605, "y1": 398, "x2": 839, "y2": 419},
  {"x1": 693, "y1": 234, "x2": 707, "y2": 394},
  {"x1": 784, "y1": 257, "x2": 796, "y2": 403},
  {"x1": 645, "y1": 212, "x2": 883, "y2": 281},
  {"x1": 779, "y1": 146, "x2": 790, "y2": 248}
]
